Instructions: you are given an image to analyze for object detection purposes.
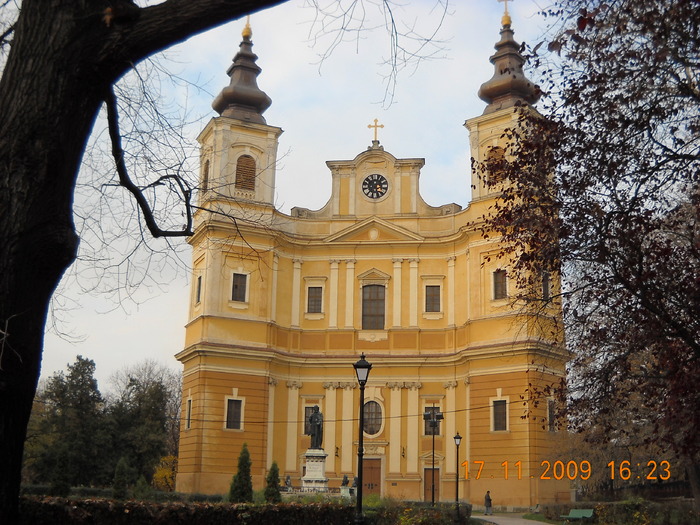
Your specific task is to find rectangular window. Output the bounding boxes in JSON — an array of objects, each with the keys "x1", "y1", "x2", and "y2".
[
  {"x1": 423, "y1": 406, "x2": 443, "y2": 436},
  {"x1": 542, "y1": 271, "x2": 551, "y2": 301},
  {"x1": 548, "y1": 399, "x2": 557, "y2": 432},
  {"x1": 232, "y1": 273, "x2": 247, "y2": 302},
  {"x1": 307, "y1": 286, "x2": 323, "y2": 313},
  {"x1": 195, "y1": 276, "x2": 202, "y2": 304},
  {"x1": 304, "y1": 406, "x2": 314, "y2": 435},
  {"x1": 493, "y1": 269, "x2": 507, "y2": 300},
  {"x1": 362, "y1": 285, "x2": 385, "y2": 330},
  {"x1": 226, "y1": 399, "x2": 242, "y2": 430},
  {"x1": 493, "y1": 400, "x2": 507, "y2": 431},
  {"x1": 186, "y1": 399, "x2": 192, "y2": 430},
  {"x1": 425, "y1": 285, "x2": 440, "y2": 312}
]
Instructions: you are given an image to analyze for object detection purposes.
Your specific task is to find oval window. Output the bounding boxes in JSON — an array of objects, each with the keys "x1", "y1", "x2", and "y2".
[{"x1": 363, "y1": 400, "x2": 382, "y2": 435}]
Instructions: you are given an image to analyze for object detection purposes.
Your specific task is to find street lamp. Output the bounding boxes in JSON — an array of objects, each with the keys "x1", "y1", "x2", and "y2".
[
  {"x1": 454, "y1": 432, "x2": 462, "y2": 523},
  {"x1": 353, "y1": 353, "x2": 372, "y2": 524},
  {"x1": 423, "y1": 404, "x2": 443, "y2": 506}
]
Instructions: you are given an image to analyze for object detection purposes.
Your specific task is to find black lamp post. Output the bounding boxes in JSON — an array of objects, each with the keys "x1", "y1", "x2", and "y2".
[
  {"x1": 423, "y1": 404, "x2": 443, "y2": 506},
  {"x1": 353, "y1": 353, "x2": 372, "y2": 525},
  {"x1": 454, "y1": 432, "x2": 462, "y2": 523}
]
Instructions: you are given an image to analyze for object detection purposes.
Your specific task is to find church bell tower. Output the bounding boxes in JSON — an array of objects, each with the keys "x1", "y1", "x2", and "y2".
[{"x1": 197, "y1": 20, "x2": 282, "y2": 209}]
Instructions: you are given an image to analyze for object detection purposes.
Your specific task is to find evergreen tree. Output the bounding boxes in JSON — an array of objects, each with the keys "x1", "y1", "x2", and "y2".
[
  {"x1": 34, "y1": 356, "x2": 108, "y2": 487},
  {"x1": 228, "y1": 443, "x2": 253, "y2": 503},
  {"x1": 264, "y1": 461, "x2": 281, "y2": 503},
  {"x1": 112, "y1": 457, "x2": 129, "y2": 500}
]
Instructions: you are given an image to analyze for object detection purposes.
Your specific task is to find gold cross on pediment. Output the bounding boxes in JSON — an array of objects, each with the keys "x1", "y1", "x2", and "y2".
[{"x1": 368, "y1": 118, "x2": 384, "y2": 142}]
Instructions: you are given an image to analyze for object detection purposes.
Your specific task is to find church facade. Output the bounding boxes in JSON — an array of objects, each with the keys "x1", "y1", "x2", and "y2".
[{"x1": 176, "y1": 13, "x2": 569, "y2": 509}]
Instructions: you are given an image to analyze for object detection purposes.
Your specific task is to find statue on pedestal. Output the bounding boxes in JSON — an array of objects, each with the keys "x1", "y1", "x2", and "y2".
[{"x1": 307, "y1": 405, "x2": 323, "y2": 449}]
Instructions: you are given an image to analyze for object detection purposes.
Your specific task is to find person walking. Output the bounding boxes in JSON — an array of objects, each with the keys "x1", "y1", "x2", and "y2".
[{"x1": 484, "y1": 490, "x2": 493, "y2": 515}]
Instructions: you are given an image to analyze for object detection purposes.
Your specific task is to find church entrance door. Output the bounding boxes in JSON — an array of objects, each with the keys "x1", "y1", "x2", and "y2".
[
  {"x1": 363, "y1": 459, "x2": 381, "y2": 496},
  {"x1": 424, "y1": 468, "x2": 440, "y2": 502}
]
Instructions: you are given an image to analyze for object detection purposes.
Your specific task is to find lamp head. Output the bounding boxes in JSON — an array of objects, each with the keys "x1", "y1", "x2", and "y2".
[
  {"x1": 353, "y1": 353, "x2": 372, "y2": 385},
  {"x1": 454, "y1": 432, "x2": 462, "y2": 446}
]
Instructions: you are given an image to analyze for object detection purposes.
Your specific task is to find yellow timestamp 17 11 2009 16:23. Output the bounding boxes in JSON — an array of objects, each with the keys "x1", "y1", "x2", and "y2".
[{"x1": 461, "y1": 459, "x2": 672, "y2": 481}]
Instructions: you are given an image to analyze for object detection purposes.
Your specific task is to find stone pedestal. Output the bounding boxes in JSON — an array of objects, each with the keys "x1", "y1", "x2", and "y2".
[{"x1": 302, "y1": 448, "x2": 328, "y2": 490}]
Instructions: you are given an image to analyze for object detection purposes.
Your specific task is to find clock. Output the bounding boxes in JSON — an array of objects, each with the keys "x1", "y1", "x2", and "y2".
[{"x1": 362, "y1": 174, "x2": 389, "y2": 199}]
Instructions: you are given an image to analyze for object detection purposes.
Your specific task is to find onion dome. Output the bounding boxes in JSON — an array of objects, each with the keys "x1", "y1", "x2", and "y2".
[
  {"x1": 477, "y1": 14, "x2": 540, "y2": 114},
  {"x1": 212, "y1": 20, "x2": 272, "y2": 124}
]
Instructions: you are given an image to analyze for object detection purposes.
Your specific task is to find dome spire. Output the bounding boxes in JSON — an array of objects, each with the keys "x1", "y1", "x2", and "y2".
[
  {"x1": 477, "y1": 3, "x2": 540, "y2": 115},
  {"x1": 212, "y1": 18, "x2": 272, "y2": 124}
]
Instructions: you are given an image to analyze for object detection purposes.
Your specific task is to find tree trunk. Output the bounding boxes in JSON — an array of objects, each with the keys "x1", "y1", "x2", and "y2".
[
  {"x1": 0, "y1": 0, "x2": 285, "y2": 520},
  {"x1": 688, "y1": 460, "x2": 700, "y2": 513}
]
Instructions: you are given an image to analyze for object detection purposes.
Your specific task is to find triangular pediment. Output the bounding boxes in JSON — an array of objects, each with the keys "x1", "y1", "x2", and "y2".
[
  {"x1": 357, "y1": 268, "x2": 391, "y2": 281},
  {"x1": 324, "y1": 217, "x2": 424, "y2": 244}
]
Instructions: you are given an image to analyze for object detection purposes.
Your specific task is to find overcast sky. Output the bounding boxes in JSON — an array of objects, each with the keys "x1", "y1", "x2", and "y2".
[{"x1": 42, "y1": 0, "x2": 548, "y2": 391}]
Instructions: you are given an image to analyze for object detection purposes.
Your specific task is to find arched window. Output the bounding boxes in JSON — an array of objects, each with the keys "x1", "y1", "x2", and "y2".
[
  {"x1": 363, "y1": 401, "x2": 382, "y2": 435},
  {"x1": 486, "y1": 146, "x2": 506, "y2": 183},
  {"x1": 362, "y1": 284, "x2": 385, "y2": 330},
  {"x1": 235, "y1": 155, "x2": 256, "y2": 191}
]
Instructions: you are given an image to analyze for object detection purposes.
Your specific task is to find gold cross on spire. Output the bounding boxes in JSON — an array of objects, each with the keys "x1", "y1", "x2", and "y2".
[
  {"x1": 498, "y1": 0, "x2": 512, "y2": 26},
  {"x1": 242, "y1": 15, "x2": 252, "y2": 39},
  {"x1": 368, "y1": 118, "x2": 384, "y2": 142}
]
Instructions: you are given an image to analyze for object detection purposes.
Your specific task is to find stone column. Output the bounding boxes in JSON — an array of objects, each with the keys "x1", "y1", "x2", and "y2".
[
  {"x1": 387, "y1": 382, "x2": 403, "y2": 473},
  {"x1": 341, "y1": 383, "x2": 356, "y2": 473},
  {"x1": 409, "y1": 259, "x2": 419, "y2": 327},
  {"x1": 285, "y1": 381, "x2": 302, "y2": 472},
  {"x1": 392, "y1": 259, "x2": 403, "y2": 327},
  {"x1": 447, "y1": 256, "x2": 456, "y2": 326},
  {"x1": 271, "y1": 254, "x2": 279, "y2": 323},
  {"x1": 344, "y1": 260, "x2": 356, "y2": 328},
  {"x1": 406, "y1": 382, "x2": 422, "y2": 473},
  {"x1": 291, "y1": 259, "x2": 302, "y2": 327},
  {"x1": 444, "y1": 381, "x2": 458, "y2": 473},
  {"x1": 329, "y1": 260, "x2": 340, "y2": 328},
  {"x1": 323, "y1": 382, "x2": 338, "y2": 472},
  {"x1": 266, "y1": 377, "x2": 278, "y2": 468}
]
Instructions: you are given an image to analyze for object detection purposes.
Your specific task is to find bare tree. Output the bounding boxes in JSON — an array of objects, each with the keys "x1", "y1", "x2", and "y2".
[{"x1": 0, "y1": 1, "x2": 450, "y2": 519}]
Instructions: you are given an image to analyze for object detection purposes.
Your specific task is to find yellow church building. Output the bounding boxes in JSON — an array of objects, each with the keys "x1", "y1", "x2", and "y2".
[{"x1": 176, "y1": 12, "x2": 570, "y2": 510}]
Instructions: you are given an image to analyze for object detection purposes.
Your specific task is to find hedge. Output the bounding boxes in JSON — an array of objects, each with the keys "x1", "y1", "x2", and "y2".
[{"x1": 18, "y1": 497, "x2": 355, "y2": 525}]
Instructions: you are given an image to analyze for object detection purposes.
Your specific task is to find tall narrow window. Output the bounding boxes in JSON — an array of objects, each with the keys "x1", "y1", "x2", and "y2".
[
  {"x1": 307, "y1": 286, "x2": 322, "y2": 313},
  {"x1": 195, "y1": 275, "x2": 202, "y2": 304},
  {"x1": 542, "y1": 271, "x2": 551, "y2": 301},
  {"x1": 548, "y1": 399, "x2": 557, "y2": 432},
  {"x1": 425, "y1": 285, "x2": 440, "y2": 312},
  {"x1": 232, "y1": 273, "x2": 247, "y2": 302},
  {"x1": 304, "y1": 406, "x2": 315, "y2": 435},
  {"x1": 493, "y1": 400, "x2": 507, "y2": 431},
  {"x1": 186, "y1": 399, "x2": 192, "y2": 430},
  {"x1": 493, "y1": 269, "x2": 507, "y2": 300},
  {"x1": 486, "y1": 146, "x2": 506, "y2": 184},
  {"x1": 235, "y1": 155, "x2": 256, "y2": 191},
  {"x1": 202, "y1": 159, "x2": 210, "y2": 192},
  {"x1": 362, "y1": 284, "x2": 385, "y2": 330},
  {"x1": 226, "y1": 399, "x2": 242, "y2": 430}
]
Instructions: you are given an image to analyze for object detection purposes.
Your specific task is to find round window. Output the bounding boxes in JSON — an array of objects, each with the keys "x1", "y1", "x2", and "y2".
[{"x1": 363, "y1": 400, "x2": 382, "y2": 435}]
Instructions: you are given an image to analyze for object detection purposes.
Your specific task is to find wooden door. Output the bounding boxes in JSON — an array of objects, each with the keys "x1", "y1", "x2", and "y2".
[
  {"x1": 424, "y1": 468, "x2": 440, "y2": 503},
  {"x1": 363, "y1": 459, "x2": 381, "y2": 496}
]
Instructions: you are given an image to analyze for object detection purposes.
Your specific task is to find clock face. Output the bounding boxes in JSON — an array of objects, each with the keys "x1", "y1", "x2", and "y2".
[{"x1": 362, "y1": 174, "x2": 389, "y2": 199}]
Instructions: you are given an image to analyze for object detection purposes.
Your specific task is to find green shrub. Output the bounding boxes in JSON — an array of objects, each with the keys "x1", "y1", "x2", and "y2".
[
  {"x1": 228, "y1": 443, "x2": 253, "y2": 503},
  {"x1": 112, "y1": 457, "x2": 129, "y2": 500},
  {"x1": 264, "y1": 461, "x2": 282, "y2": 503},
  {"x1": 132, "y1": 476, "x2": 154, "y2": 500}
]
